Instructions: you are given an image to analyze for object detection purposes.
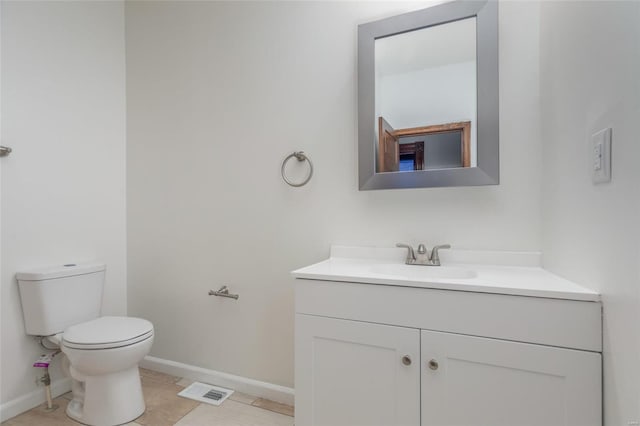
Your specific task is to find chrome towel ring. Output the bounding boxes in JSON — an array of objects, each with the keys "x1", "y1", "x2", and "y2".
[{"x1": 281, "y1": 151, "x2": 313, "y2": 187}]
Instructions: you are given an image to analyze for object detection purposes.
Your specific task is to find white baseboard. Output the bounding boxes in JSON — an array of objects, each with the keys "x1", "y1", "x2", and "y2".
[
  {"x1": 140, "y1": 356, "x2": 295, "y2": 406},
  {"x1": 0, "y1": 378, "x2": 71, "y2": 423}
]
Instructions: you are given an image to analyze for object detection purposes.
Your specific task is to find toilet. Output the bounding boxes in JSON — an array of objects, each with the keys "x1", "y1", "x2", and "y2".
[{"x1": 16, "y1": 263, "x2": 154, "y2": 426}]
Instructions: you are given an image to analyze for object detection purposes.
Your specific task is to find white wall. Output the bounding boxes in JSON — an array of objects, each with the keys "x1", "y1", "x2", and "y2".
[
  {"x1": 539, "y1": 1, "x2": 640, "y2": 424},
  {"x1": 126, "y1": 1, "x2": 541, "y2": 389},
  {"x1": 0, "y1": 0, "x2": 127, "y2": 413}
]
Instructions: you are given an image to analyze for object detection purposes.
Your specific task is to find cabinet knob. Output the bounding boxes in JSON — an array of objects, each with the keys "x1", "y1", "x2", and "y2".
[
  {"x1": 428, "y1": 359, "x2": 439, "y2": 370},
  {"x1": 402, "y1": 355, "x2": 412, "y2": 366}
]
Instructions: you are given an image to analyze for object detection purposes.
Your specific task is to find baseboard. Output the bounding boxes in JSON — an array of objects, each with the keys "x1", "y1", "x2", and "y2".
[
  {"x1": 140, "y1": 356, "x2": 295, "y2": 406},
  {"x1": 0, "y1": 378, "x2": 71, "y2": 422}
]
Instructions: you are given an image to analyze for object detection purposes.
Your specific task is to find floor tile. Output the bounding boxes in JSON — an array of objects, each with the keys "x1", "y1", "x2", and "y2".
[
  {"x1": 174, "y1": 400, "x2": 294, "y2": 426},
  {"x1": 135, "y1": 380, "x2": 200, "y2": 426},
  {"x1": 139, "y1": 368, "x2": 181, "y2": 385},
  {"x1": 1, "y1": 370, "x2": 295, "y2": 426},
  {"x1": 252, "y1": 398, "x2": 294, "y2": 417},
  {"x1": 228, "y1": 391, "x2": 258, "y2": 405},
  {"x1": 2, "y1": 398, "x2": 80, "y2": 426},
  {"x1": 175, "y1": 378, "x2": 192, "y2": 388}
]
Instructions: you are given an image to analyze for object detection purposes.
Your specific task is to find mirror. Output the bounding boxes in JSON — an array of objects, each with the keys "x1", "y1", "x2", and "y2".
[
  {"x1": 376, "y1": 17, "x2": 476, "y2": 173},
  {"x1": 358, "y1": 0, "x2": 498, "y2": 190}
]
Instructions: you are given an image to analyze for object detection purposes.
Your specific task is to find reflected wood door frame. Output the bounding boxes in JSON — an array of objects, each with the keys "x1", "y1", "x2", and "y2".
[
  {"x1": 378, "y1": 116, "x2": 400, "y2": 172},
  {"x1": 392, "y1": 121, "x2": 471, "y2": 167}
]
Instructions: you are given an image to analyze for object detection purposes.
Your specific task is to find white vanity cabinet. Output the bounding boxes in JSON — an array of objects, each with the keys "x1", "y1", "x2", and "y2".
[
  {"x1": 294, "y1": 279, "x2": 602, "y2": 426},
  {"x1": 295, "y1": 315, "x2": 420, "y2": 426},
  {"x1": 420, "y1": 330, "x2": 601, "y2": 426}
]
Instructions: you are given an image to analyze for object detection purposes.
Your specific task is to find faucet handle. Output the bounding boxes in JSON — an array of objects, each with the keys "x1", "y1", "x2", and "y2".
[
  {"x1": 430, "y1": 244, "x2": 451, "y2": 265},
  {"x1": 396, "y1": 243, "x2": 416, "y2": 264}
]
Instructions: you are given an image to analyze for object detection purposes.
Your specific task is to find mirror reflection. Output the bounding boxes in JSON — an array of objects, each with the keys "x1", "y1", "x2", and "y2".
[{"x1": 374, "y1": 17, "x2": 477, "y2": 173}]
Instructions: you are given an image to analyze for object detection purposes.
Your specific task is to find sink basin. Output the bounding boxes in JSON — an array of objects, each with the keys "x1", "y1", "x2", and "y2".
[{"x1": 369, "y1": 264, "x2": 477, "y2": 280}]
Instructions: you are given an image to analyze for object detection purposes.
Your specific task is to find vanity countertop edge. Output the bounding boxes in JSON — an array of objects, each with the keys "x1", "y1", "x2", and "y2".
[{"x1": 291, "y1": 245, "x2": 601, "y2": 302}]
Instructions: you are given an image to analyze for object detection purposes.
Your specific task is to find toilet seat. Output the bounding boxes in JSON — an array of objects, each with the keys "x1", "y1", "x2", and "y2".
[{"x1": 63, "y1": 316, "x2": 154, "y2": 350}]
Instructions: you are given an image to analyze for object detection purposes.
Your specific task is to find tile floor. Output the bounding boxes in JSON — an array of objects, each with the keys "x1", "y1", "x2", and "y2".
[{"x1": 2, "y1": 369, "x2": 294, "y2": 426}]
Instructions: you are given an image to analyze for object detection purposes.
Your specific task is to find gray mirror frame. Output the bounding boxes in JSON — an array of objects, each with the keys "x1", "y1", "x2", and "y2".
[{"x1": 358, "y1": 0, "x2": 498, "y2": 190}]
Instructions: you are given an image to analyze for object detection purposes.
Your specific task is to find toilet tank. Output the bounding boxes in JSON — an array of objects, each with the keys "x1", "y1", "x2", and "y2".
[{"x1": 16, "y1": 263, "x2": 105, "y2": 336}]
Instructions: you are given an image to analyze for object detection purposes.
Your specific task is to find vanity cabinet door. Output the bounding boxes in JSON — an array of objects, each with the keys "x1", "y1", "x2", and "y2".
[
  {"x1": 295, "y1": 314, "x2": 420, "y2": 426},
  {"x1": 420, "y1": 330, "x2": 602, "y2": 426}
]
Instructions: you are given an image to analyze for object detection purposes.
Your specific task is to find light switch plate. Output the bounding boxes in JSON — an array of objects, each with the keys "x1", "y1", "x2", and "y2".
[{"x1": 591, "y1": 128, "x2": 612, "y2": 184}]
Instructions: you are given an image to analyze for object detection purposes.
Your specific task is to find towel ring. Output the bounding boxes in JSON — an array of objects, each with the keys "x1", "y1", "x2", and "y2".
[{"x1": 281, "y1": 151, "x2": 313, "y2": 187}]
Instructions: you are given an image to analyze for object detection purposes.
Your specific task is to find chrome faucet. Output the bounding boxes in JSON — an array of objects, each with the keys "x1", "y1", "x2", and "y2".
[{"x1": 396, "y1": 243, "x2": 451, "y2": 266}]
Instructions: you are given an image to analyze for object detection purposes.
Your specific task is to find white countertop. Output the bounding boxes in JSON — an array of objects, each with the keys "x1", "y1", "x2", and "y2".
[{"x1": 291, "y1": 246, "x2": 600, "y2": 302}]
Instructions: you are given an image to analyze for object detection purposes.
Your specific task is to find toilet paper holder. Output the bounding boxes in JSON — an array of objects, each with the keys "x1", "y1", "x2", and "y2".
[{"x1": 208, "y1": 286, "x2": 239, "y2": 300}]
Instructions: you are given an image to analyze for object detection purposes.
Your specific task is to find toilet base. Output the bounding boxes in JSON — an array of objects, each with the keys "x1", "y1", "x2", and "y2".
[{"x1": 66, "y1": 366, "x2": 145, "y2": 426}]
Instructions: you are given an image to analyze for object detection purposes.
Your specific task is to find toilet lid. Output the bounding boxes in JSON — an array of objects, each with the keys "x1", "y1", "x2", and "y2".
[{"x1": 63, "y1": 316, "x2": 153, "y2": 350}]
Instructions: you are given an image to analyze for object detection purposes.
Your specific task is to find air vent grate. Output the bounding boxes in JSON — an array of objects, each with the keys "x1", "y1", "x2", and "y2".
[
  {"x1": 177, "y1": 382, "x2": 234, "y2": 406},
  {"x1": 203, "y1": 389, "x2": 225, "y2": 401}
]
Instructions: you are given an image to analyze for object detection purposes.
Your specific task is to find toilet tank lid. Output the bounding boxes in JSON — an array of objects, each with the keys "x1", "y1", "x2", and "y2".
[{"x1": 16, "y1": 263, "x2": 105, "y2": 281}]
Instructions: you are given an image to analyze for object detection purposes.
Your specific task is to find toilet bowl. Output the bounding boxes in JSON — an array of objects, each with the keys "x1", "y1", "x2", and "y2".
[
  {"x1": 16, "y1": 263, "x2": 155, "y2": 426},
  {"x1": 58, "y1": 317, "x2": 154, "y2": 425}
]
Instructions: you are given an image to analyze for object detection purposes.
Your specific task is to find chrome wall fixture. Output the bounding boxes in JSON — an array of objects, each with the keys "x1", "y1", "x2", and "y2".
[
  {"x1": 281, "y1": 151, "x2": 313, "y2": 187},
  {"x1": 208, "y1": 286, "x2": 239, "y2": 300},
  {"x1": 0, "y1": 146, "x2": 12, "y2": 157}
]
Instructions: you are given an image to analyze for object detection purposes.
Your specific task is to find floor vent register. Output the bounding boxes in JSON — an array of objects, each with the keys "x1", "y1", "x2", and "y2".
[{"x1": 177, "y1": 382, "x2": 234, "y2": 406}]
